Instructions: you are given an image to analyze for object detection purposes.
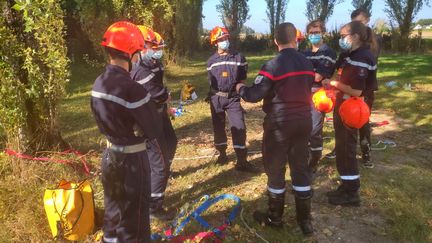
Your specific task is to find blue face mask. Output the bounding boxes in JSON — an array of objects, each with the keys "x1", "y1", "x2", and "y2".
[
  {"x1": 339, "y1": 37, "x2": 352, "y2": 51},
  {"x1": 308, "y1": 34, "x2": 322, "y2": 45},
  {"x1": 152, "y1": 50, "x2": 163, "y2": 59},
  {"x1": 140, "y1": 49, "x2": 154, "y2": 62},
  {"x1": 217, "y1": 40, "x2": 230, "y2": 50}
]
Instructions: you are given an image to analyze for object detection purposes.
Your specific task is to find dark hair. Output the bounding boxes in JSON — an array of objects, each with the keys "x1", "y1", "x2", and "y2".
[
  {"x1": 351, "y1": 8, "x2": 370, "y2": 20},
  {"x1": 275, "y1": 22, "x2": 296, "y2": 45},
  {"x1": 104, "y1": 46, "x2": 130, "y2": 61},
  {"x1": 306, "y1": 20, "x2": 326, "y2": 33},
  {"x1": 343, "y1": 21, "x2": 378, "y2": 56}
]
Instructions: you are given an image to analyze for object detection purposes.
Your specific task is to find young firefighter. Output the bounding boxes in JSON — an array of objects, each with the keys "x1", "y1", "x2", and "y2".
[
  {"x1": 326, "y1": 8, "x2": 381, "y2": 166},
  {"x1": 303, "y1": 20, "x2": 337, "y2": 173},
  {"x1": 236, "y1": 23, "x2": 315, "y2": 236},
  {"x1": 351, "y1": 8, "x2": 380, "y2": 168},
  {"x1": 130, "y1": 26, "x2": 177, "y2": 220},
  {"x1": 91, "y1": 21, "x2": 161, "y2": 242},
  {"x1": 323, "y1": 21, "x2": 377, "y2": 206},
  {"x1": 206, "y1": 26, "x2": 257, "y2": 172}
]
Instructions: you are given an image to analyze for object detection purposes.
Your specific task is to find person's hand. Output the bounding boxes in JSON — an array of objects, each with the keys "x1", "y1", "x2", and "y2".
[
  {"x1": 315, "y1": 73, "x2": 323, "y2": 82},
  {"x1": 236, "y1": 83, "x2": 245, "y2": 93},
  {"x1": 322, "y1": 79, "x2": 331, "y2": 89}
]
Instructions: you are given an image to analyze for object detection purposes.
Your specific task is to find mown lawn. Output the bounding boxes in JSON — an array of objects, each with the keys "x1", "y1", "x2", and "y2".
[{"x1": 0, "y1": 53, "x2": 431, "y2": 242}]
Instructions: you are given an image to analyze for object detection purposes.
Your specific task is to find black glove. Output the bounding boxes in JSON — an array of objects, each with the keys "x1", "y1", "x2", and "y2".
[{"x1": 101, "y1": 149, "x2": 127, "y2": 200}]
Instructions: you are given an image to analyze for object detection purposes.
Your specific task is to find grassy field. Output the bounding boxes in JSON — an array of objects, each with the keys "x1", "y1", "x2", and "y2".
[{"x1": 0, "y1": 53, "x2": 431, "y2": 242}]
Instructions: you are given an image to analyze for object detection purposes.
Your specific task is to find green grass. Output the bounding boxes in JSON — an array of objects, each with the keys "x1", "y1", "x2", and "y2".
[{"x1": 0, "y1": 53, "x2": 431, "y2": 242}]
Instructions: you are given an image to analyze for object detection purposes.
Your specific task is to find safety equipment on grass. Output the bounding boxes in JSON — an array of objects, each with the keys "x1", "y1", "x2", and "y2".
[
  {"x1": 308, "y1": 34, "x2": 322, "y2": 45},
  {"x1": 339, "y1": 37, "x2": 352, "y2": 51},
  {"x1": 210, "y1": 26, "x2": 229, "y2": 45},
  {"x1": 180, "y1": 81, "x2": 197, "y2": 102},
  {"x1": 339, "y1": 97, "x2": 370, "y2": 129},
  {"x1": 101, "y1": 21, "x2": 145, "y2": 58},
  {"x1": 217, "y1": 40, "x2": 230, "y2": 50},
  {"x1": 44, "y1": 179, "x2": 95, "y2": 241},
  {"x1": 312, "y1": 88, "x2": 334, "y2": 113}
]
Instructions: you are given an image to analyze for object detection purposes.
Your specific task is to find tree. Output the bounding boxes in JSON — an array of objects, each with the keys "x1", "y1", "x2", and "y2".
[
  {"x1": 266, "y1": 0, "x2": 289, "y2": 40},
  {"x1": 0, "y1": 0, "x2": 69, "y2": 152},
  {"x1": 417, "y1": 18, "x2": 432, "y2": 26},
  {"x1": 172, "y1": 0, "x2": 204, "y2": 58},
  {"x1": 216, "y1": 0, "x2": 250, "y2": 48},
  {"x1": 305, "y1": 0, "x2": 343, "y2": 23},
  {"x1": 241, "y1": 25, "x2": 256, "y2": 35},
  {"x1": 351, "y1": 0, "x2": 373, "y2": 16},
  {"x1": 385, "y1": 0, "x2": 430, "y2": 51}
]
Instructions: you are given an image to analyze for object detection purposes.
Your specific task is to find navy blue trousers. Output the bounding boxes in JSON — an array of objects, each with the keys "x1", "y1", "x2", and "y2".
[{"x1": 101, "y1": 149, "x2": 151, "y2": 242}]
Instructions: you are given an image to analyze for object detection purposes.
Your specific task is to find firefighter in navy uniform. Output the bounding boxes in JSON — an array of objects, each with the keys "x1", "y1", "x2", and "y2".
[
  {"x1": 326, "y1": 9, "x2": 381, "y2": 165},
  {"x1": 130, "y1": 26, "x2": 177, "y2": 220},
  {"x1": 91, "y1": 21, "x2": 161, "y2": 243},
  {"x1": 303, "y1": 20, "x2": 337, "y2": 173},
  {"x1": 206, "y1": 26, "x2": 257, "y2": 172},
  {"x1": 236, "y1": 23, "x2": 315, "y2": 236},
  {"x1": 323, "y1": 21, "x2": 377, "y2": 206}
]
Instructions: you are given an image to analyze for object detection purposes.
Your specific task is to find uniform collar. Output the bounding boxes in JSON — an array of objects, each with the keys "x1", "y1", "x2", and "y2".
[
  {"x1": 106, "y1": 64, "x2": 129, "y2": 75},
  {"x1": 280, "y1": 48, "x2": 297, "y2": 54}
]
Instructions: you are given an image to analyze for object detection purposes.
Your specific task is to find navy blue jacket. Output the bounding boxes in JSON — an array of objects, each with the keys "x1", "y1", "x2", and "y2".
[
  {"x1": 91, "y1": 64, "x2": 162, "y2": 145},
  {"x1": 303, "y1": 44, "x2": 336, "y2": 88},
  {"x1": 239, "y1": 48, "x2": 314, "y2": 121},
  {"x1": 130, "y1": 59, "x2": 169, "y2": 105},
  {"x1": 207, "y1": 51, "x2": 247, "y2": 93},
  {"x1": 337, "y1": 46, "x2": 377, "y2": 98}
]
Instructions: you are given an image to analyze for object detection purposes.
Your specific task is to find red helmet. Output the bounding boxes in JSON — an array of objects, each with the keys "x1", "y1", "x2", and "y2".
[
  {"x1": 339, "y1": 97, "x2": 370, "y2": 129},
  {"x1": 312, "y1": 88, "x2": 334, "y2": 113},
  {"x1": 101, "y1": 21, "x2": 145, "y2": 58},
  {"x1": 210, "y1": 26, "x2": 229, "y2": 45},
  {"x1": 152, "y1": 31, "x2": 165, "y2": 48},
  {"x1": 137, "y1": 25, "x2": 157, "y2": 46}
]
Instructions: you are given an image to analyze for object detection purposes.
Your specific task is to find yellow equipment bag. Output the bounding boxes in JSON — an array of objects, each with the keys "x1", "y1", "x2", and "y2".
[
  {"x1": 43, "y1": 179, "x2": 95, "y2": 241},
  {"x1": 181, "y1": 81, "x2": 197, "y2": 101}
]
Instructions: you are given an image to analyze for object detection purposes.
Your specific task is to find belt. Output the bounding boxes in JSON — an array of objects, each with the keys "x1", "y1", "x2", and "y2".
[
  {"x1": 106, "y1": 140, "x2": 147, "y2": 154},
  {"x1": 215, "y1": 91, "x2": 229, "y2": 98}
]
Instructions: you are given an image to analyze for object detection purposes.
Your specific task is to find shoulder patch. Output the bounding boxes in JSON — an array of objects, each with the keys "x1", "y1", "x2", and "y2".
[{"x1": 254, "y1": 75, "x2": 264, "y2": 84}]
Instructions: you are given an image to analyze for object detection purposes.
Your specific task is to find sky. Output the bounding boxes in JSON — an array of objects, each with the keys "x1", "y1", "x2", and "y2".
[{"x1": 202, "y1": 0, "x2": 432, "y2": 33}]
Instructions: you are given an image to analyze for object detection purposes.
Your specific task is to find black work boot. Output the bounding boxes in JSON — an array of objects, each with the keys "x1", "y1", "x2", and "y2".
[
  {"x1": 326, "y1": 184, "x2": 347, "y2": 197},
  {"x1": 328, "y1": 190, "x2": 361, "y2": 207},
  {"x1": 324, "y1": 148, "x2": 336, "y2": 159},
  {"x1": 295, "y1": 196, "x2": 314, "y2": 236},
  {"x1": 253, "y1": 191, "x2": 285, "y2": 227},
  {"x1": 150, "y1": 207, "x2": 177, "y2": 221},
  {"x1": 215, "y1": 149, "x2": 228, "y2": 165},
  {"x1": 361, "y1": 139, "x2": 374, "y2": 168},
  {"x1": 234, "y1": 148, "x2": 259, "y2": 173}
]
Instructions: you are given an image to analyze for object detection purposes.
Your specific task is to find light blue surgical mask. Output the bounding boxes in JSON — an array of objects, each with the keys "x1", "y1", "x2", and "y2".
[
  {"x1": 140, "y1": 49, "x2": 154, "y2": 62},
  {"x1": 152, "y1": 50, "x2": 163, "y2": 59},
  {"x1": 339, "y1": 37, "x2": 352, "y2": 51},
  {"x1": 308, "y1": 34, "x2": 322, "y2": 45},
  {"x1": 217, "y1": 40, "x2": 230, "y2": 50}
]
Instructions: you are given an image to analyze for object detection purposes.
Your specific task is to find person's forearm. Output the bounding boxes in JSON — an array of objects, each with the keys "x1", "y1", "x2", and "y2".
[{"x1": 330, "y1": 81, "x2": 362, "y2": 97}]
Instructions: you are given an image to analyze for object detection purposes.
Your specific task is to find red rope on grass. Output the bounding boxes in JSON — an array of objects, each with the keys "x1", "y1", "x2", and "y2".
[{"x1": 4, "y1": 148, "x2": 91, "y2": 175}]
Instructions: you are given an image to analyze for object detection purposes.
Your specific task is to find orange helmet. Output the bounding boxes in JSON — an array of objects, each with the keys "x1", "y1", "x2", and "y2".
[
  {"x1": 312, "y1": 88, "x2": 335, "y2": 113},
  {"x1": 210, "y1": 26, "x2": 229, "y2": 45},
  {"x1": 137, "y1": 25, "x2": 157, "y2": 47},
  {"x1": 152, "y1": 31, "x2": 165, "y2": 48},
  {"x1": 296, "y1": 29, "x2": 305, "y2": 42},
  {"x1": 101, "y1": 21, "x2": 145, "y2": 58},
  {"x1": 339, "y1": 97, "x2": 370, "y2": 129}
]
